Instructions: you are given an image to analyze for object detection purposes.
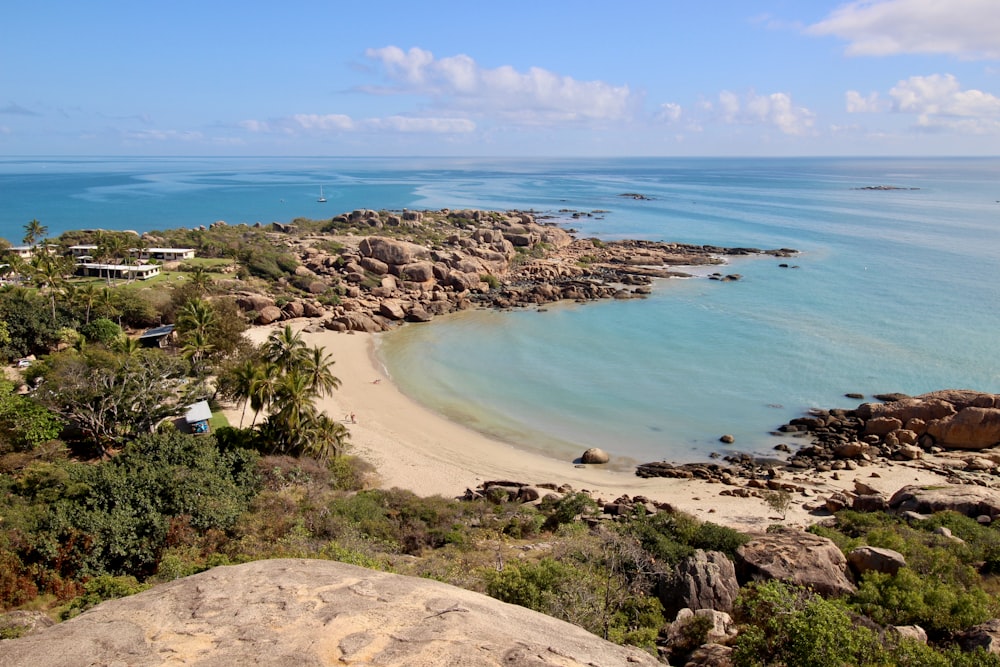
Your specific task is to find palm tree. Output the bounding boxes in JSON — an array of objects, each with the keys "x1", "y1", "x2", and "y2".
[
  {"x1": 187, "y1": 265, "x2": 212, "y2": 294},
  {"x1": 304, "y1": 414, "x2": 350, "y2": 462},
  {"x1": 300, "y1": 345, "x2": 341, "y2": 397},
  {"x1": 226, "y1": 358, "x2": 261, "y2": 428},
  {"x1": 248, "y1": 362, "x2": 281, "y2": 427},
  {"x1": 95, "y1": 286, "x2": 121, "y2": 324},
  {"x1": 70, "y1": 282, "x2": 101, "y2": 324},
  {"x1": 177, "y1": 298, "x2": 217, "y2": 339},
  {"x1": 128, "y1": 236, "x2": 149, "y2": 285},
  {"x1": 114, "y1": 336, "x2": 143, "y2": 358},
  {"x1": 267, "y1": 370, "x2": 317, "y2": 454},
  {"x1": 97, "y1": 232, "x2": 127, "y2": 285},
  {"x1": 30, "y1": 252, "x2": 71, "y2": 321},
  {"x1": 181, "y1": 329, "x2": 215, "y2": 366},
  {"x1": 263, "y1": 325, "x2": 307, "y2": 370},
  {"x1": 22, "y1": 219, "x2": 48, "y2": 246}
]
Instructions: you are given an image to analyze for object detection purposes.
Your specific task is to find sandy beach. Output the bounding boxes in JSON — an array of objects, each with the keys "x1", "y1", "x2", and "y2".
[{"x1": 229, "y1": 322, "x2": 952, "y2": 530}]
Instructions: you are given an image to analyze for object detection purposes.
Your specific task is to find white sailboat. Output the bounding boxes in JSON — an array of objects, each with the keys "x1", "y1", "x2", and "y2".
[{"x1": 317, "y1": 186, "x2": 327, "y2": 203}]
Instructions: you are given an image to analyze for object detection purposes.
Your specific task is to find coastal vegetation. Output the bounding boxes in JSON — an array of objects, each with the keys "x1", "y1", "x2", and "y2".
[{"x1": 2, "y1": 217, "x2": 1000, "y2": 664}]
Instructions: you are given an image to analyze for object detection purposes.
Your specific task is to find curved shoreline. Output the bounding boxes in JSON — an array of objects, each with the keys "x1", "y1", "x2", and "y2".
[{"x1": 230, "y1": 322, "x2": 951, "y2": 529}]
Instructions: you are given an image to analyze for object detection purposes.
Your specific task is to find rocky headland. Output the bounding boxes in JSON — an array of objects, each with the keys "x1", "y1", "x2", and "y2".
[{"x1": 219, "y1": 208, "x2": 796, "y2": 333}]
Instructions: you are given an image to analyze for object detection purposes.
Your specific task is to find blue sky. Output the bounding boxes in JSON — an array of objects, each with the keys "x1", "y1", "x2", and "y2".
[{"x1": 3, "y1": 0, "x2": 1000, "y2": 156}]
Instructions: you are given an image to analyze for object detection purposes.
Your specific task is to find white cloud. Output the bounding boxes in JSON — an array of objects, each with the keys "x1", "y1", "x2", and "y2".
[
  {"x1": 846, "y1": 90, "x2": 888, "y2": 112},
  {"x1": 364, "y1": 116, "x2": 475, "y2": 133},
  {"x1": 292, "y1": 114, "x2": 356, "y2": 131},
  {"x1": 888, "y1": 73, "x2": 1000, "y2": 131},
  {"x1": 808, "y1": 0, "x2": 1000, "y2": 59},
  {"x1": 657, "y1": 103, "x2": 682, "y2": 123},
  {"x1": 364, "y1": 45, "x2": 635, "y2": 124},
  {"x1": 238, "y1": 119, "x2": 271, "y2": 133},
  {"x1": 716, "y1": 90, "x2": 816, "y2": 135},
  {"x1": 122, "y1": 129, "x2": 203, "y2": 142},
  {"x1": 238, "y1": 113, "x2": 473, "y2": 136}
]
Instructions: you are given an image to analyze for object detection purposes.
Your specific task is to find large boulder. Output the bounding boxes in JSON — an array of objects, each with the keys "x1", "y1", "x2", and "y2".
[
  {"x1": 397, "y1": 261, "x2": 435, "y2": 283},
  {"x1": 0, "y1": 559, "x2": 660, "y2": 667},
  {"x1": 580, "y1": 447, "x2": 609, "y2": 464},
  {"x1": 958, "y1": 618, "x2": 1000, "y2": 655},
  {"x1": 257, "y1": 305, "x2": 283, "y2": 325},
  {"x1": 857, "y1": 391, "x2": 1000, "y2": 449},
  {"x1": 926, "y1": 407, "x2": 1000, "y2": 449},
  {"x1": 336, "y1": 312, "x2": 383, "y2": 333},
  {"x1": 847, "y1": 546, "x2": 907, "y2": 576},
  {"x1": 735, "y1": 528, "x2": 856, "y2": 597},
  {"x1": 660, "y1": 549, "x2": 740, "y2": 617},
  {"x1": 358, "y1": 237, "x2": 430, "y2": 266},
  {"x1": 888, "y1": 485, "x2": 1000, "y2": 519}
]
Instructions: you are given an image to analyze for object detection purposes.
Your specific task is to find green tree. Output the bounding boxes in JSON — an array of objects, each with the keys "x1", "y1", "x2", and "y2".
[
  {"x1": 79, "y1": 318, "x2": 124, "y2": 347},
  {"x1": 29, "y1": 252, "x2": 73, "y2": 322},
  {"x1": 263, "y1": 325, "x2": 307, "y2": 370},
  {"x1": 186, "y1": 265, "x2": 212, "y2": 294},
  {"x1": 218, "y1": 358, "x2": 259, "y2": 428},
  {"x1": 68, "y1": 282, "x2": 101, "y2": 325},
  {"x1": 35, "y1": 347, "x2": 188, "y2": 457},
  {"x1": 263, "y1": 370, "x2": 317, "y2": 454},
  {"x1": 22, "y1": 219, "x2": 48, "y2": 246},
  {"x1": 299, "y1": 344, "x2": 342, "y2": 397},
  {"x1": 0, "y1": 379, "x2": 63, "y2": 453},
  {"x1": 248, "y1": 361, "x2": 281, "y2": 427},
  {"x1": 304, "y1": 414, "x2": 350, "y2": 462},
  {"x1": 0, "y1": 286, "x2": 62, "y2": 360}
]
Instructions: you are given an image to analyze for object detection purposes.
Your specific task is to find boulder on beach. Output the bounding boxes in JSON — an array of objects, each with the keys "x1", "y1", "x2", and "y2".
[{"x1": 581, "y1": 447, "x2": 610, "y2": 464}]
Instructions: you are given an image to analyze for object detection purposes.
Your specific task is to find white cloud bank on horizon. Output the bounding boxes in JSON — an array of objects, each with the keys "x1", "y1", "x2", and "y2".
[
  {"x1": 363, "y1": 46, "x2": 636, "y2": 124},
  {"x1": 238, "y1": 45, "x2": 635, "y2": 138},
  {"x1": 848, "y1": 74, "x2": 1000, "y2": 132},
  {"x1": 809, "y1": 0, "x2": 1000, "y2": 59},
  {"x1": 709, "y1": 90, "x2": 816, "y2": 135}
]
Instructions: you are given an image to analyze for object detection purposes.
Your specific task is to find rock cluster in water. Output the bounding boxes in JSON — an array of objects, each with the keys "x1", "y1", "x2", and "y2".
[{"x1": 637, "y1": 390, "x2": 1000, "y2": 486}]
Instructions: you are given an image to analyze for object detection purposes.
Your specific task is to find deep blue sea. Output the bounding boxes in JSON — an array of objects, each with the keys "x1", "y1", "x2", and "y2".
[{"x1": 3, "y1": 156, "x2": 999, "y2": 464}]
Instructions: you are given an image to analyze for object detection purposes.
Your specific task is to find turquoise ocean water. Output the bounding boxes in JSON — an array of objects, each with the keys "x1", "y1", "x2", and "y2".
[{"x1": 3, "y1": 156, "x2": 999, "y2": 464}]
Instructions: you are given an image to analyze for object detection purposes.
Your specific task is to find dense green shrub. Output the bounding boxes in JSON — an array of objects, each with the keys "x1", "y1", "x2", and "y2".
[
  {"x1": 0, "y1": 380, "x2": 62, "y2": 453},
  {"x1": 327, "y1": 489, "x2": 472, "y2": 555},
  {"x1": 1, "y1": 431, "x2": 260, "y2": 601},
  {"x1": 539, "y1": 491, "x2": 598, "y2": 530},
  {"x1": 622, "y1": 509, "x2": 749, "y2": 567},
  {"x1": 485, "y1": 557, "x2": 579, "y2": 611},
  {"x1": 79, "y1": 317, "x2": 123, "y2": 346},
  {"x1": 733, "y1": 581, "x2": 880, "y2": 667},
  {"x1": 852, "y1": 568, "x2": 994, "y2": 634},
  {"x1": 62, "y1": 574, "x2": 150, "y2": 619}
]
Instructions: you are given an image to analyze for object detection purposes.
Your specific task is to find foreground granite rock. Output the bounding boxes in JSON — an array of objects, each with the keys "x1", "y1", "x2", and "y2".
[{"x1": 0, "y1": 559, "x2": 660, "y2": 667}]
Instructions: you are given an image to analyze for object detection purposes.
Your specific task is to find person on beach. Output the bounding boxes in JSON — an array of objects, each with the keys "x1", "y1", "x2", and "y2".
[{"x1": 351, "y1": 412, "x2": 357, "y2": 424}]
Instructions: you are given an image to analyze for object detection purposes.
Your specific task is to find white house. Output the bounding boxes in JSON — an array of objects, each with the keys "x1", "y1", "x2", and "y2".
[
  {"x1": 68, "y1": 244, "x2": 99, "y2": 258},
  {"x1": 74, "y1": 262, "x2": 161, "y2": 281},
  {"x1": 138, "y1": 247, "x2": 196, "y2": 261}
]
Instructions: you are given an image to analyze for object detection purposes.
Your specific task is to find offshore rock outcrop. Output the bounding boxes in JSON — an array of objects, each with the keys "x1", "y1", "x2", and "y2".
[{"x1": 637, "y1": 390, "x2": 1000, "y2": 492}]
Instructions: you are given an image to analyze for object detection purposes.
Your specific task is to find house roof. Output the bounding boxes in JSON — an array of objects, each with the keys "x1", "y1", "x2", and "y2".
[
  {"x1": 184, "y1": 400, "x2": 212, "y2": 424},
  {"x1": 139, "y1": 324, "x2": 175, "y2": 339}
]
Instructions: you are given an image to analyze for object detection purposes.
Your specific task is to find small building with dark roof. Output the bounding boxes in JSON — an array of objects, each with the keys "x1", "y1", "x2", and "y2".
[{"x1": 138, "y1": 324, "x2": 175, "y2": 348}]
